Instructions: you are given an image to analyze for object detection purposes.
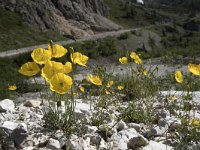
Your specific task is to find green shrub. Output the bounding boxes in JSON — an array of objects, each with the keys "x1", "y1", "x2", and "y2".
[
  {"x1": 98, "y1": 37, "x2": 117, "y2": 57},
  {"x1": 117, "y1": 32, "x2": 129, "y2": 40},
  {"x1": 120, "y1": 102, "x2": 149, "y2": 123},
  {"x1": 65, "y1": 37, "x2": 117, "y2": 58}
]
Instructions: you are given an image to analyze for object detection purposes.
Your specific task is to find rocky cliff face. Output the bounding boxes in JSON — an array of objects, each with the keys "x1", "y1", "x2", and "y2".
[{"x1": 0, "y1": 0, "x2": 121, "y2": 37}]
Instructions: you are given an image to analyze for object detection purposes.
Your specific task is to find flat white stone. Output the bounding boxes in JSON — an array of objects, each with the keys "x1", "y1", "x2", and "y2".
[
  {"x1": 1, "y1": 121, "x2": 18, "y2": 131},
  {"x1": 46, "y1": 138, "x2": 61, "y2": 150},
  {"x1": 141, "y1": 140, "x2": 173, "y2": 150}
]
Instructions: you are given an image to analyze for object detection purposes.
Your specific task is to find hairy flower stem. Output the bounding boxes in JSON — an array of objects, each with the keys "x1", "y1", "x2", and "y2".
[{"x1": 69, "y1": 52, "x2": 76, "y2": 123}]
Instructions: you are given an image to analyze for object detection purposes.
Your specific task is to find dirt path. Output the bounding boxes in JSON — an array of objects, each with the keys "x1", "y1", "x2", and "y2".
[
  {"x1": 0, "y1": 29, "x2": 133, "y2": 58},
  {"x1": 76, "y1": 58, "x2": 189, "y2": 79}
]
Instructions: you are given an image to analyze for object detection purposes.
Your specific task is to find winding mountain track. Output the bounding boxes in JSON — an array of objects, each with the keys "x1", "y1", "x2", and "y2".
[{"x1": 0, "y1": 29, "x2": 133, "y2": 58}]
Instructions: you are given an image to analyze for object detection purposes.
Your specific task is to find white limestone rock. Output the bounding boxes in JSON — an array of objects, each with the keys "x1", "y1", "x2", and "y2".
[
  {"x1": 58, "y1": 100, "x2": 92, "y2": 119},
  {"x1": 141, "y1": 140, "x2": 173, "y2": 150},
  {"x1": 65, "y1": 134, "x2": 95, "y2": 150},
  {"x1": 24, "y1": 100, "x2": 41, "y2": 108},
  {"x1": 127, "y1": 123, "x2": 141, "y2": 132},
  {"x1": 0, "y1": 121, "x2": 28, "y2": 146},
  {"x1": 0, "y1": 99, "x2": 15, "y2": 112},
  {"x1": 32, "y1": 133, "x2": 49, "y2": 146},
  {"x1": 85, "y1": 125, "x2": 98, "y2": 133},
  {"x1": 166, "y1": 116, "x2": 181, "y2": 130},
  {"x1": 88, "y1": 134, "x2": 108, "y2": 149},
  {"x1": 99, "y1": 139, "x2": 108, "y2": 150},
  {"x1": 98, "y1": 123, "x2": 117, "y2": 138},
  {"x1": 46, "y1": 138, "x2": 61, "y2": 150},
  {"x1": 23, "y1": 146, "x2": 34, "y2": 150},
  {"x1": 75, "y1": 101, "x2": 92, "y2": 118},
  {"x1": 54, "y1": 130, "x2": 64, "y2": 139},
  {"x1": 0, "y1": 121, "x2": 19, "y2": 133},
  {"x1": 137, "y1": 0, "x2": 144, "y2": 5},
  {"x1": 116, "y1": 120, "x2": 127, "y2": 131},
  {"x1": 111, "y1": 128, "x2": 148, "y2": 150},
  {"x1": 147, "y1": 126, "x2": 167, "y2": 137}
]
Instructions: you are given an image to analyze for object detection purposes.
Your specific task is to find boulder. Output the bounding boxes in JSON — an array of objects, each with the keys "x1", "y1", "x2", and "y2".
[
  {"x1": 0, "y1": 121, "x2": 28, "y2": 146},
  {"x1": 111, "y1": 128, "x2": 148, "y2": 149}
]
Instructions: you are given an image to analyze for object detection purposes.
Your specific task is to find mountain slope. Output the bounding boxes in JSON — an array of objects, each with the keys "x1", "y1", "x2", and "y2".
[
  {"x1": 0, "y1": 9, "x2": 66, "y2": 52},
  {"x1": 0, "y1": 0, "x2": 121, "y2": 37}
]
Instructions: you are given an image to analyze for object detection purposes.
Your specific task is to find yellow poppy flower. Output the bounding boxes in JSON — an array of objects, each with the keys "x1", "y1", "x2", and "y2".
[
  {"x1": 105, "y1": 90, "x2": 111, "y2": 95},
  {"x1": 79, "y1": 86, "x2": 85, "y2": 92},
  {"x1": 48, "y1": 44, "x2": 67, "y2": 58},
  {"x1": 106, "y1": 80, "x2": 114, "y2": 88},
  {"x1": 71, "y1": 52, "x2": 88, "y2": 67},
  {"x1": 188, "y1": 63, "x2": 200, "y2": 76},
  {"x1": 50, "y1": 73, "x2": 73, "y2": 94},
  {"x1": 41, "y1": 61, "x2": 64, "y2": 82},
  {"x1": 88, "y1": 74, "x2": 102, "y2": 86},
  {"x1": 18, "y1": 62, "x2": 40, "y2": 76},
  {"x1": 119, "y1": 57, "x2": 128, "y2": 65},
  {"x1": 117, "y1": 85, "x2": 124, "y2": 91},
  {"x1": 175, "y1": 70, "x2": 183, "y2": 83},
  {"x1": 143, "y1": 69, "x2": 148, "y2": 76},
  {"x1": 8, "y1": 85, "x2": 17, "y2": 91},
  {"x1": 64, "y1": 62, "x2": 72, "y2": 74},
  {"x1": 134, "y1": 57, "x2": 142, "y2": 64},
  {"x1": 191, "y1": 118, "x2": 200, "y2": 128},
  {"x1": 31, "y1": 48, "x2": 52, "y2": 64}
]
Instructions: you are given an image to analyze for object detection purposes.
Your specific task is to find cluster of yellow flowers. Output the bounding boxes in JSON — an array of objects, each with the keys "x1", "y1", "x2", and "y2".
[
  {"x1": 88, "y1": 74, "x2": 124, "y2": 94},
  {"x1": 17, "y1": 43, "x2": 124, "y2": 95},
  {"x1": 175, "y1": 63, "x2": 200, "y2": 83},
  {"x1": 118, "y1": 51, "x2": 148, "y2": 76},
  {"x1": 175, "y1": 64, "x2": 200, "y2": 128},
  {"x1": 18, "y1": 44, "x2": 88, "y2": 94},
  {"x1": 119, "y1": 51, "x2": 142, "y2": 65}
]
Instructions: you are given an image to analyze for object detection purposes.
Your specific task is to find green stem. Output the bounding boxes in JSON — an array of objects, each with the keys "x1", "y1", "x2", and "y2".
[{"x1": 33, "y1": 77, "x2": 43, "y2": 105}]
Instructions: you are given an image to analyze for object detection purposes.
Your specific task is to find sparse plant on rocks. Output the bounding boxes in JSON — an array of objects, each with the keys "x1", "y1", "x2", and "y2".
[
  {"x1": 1, "y1": 41, "x2": 200, "y2": 150},
  {"x1": 18, "y1": 42, "x2": 89, "y2": 136}
]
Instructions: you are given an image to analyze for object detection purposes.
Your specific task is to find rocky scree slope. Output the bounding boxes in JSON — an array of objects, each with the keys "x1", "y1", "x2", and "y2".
[{"x1": 0, "y1": 0, "x2": 121, "y2": 38}]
